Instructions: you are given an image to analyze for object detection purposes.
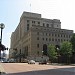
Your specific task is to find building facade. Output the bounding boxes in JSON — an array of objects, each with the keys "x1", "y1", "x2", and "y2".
[{"x1": 9, "y1": 11, "x2": 73, "y2": 61}]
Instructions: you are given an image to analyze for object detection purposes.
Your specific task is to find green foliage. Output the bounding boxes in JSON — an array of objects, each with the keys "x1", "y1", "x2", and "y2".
[
  {"x1": 48, "y1": 44, "x2": 57, "y2": 62},
  {"x1": 70, "y1": 33, "x2": 75, "y2": 52},
  {"x1": 60, "y1": 41, "x2": 72, "y2": 64},
  {"x1": 60, "y1": 41, "x2": 72, "y2": 57}
]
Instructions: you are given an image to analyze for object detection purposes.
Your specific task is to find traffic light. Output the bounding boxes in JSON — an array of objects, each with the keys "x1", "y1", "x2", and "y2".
[{"x1": 5, "y1": 47, "x2": 8, "y2": 50}]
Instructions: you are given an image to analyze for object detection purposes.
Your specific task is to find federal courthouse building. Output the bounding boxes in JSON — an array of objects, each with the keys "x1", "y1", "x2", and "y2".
[{"x1": 10, "y1": 11, "x2": 73, "y2": 60}]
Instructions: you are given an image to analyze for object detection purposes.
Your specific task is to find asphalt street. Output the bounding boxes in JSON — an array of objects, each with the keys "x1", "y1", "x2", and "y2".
[{"x1": 0, "y1": 63, "x2": 75, "y2": 75}]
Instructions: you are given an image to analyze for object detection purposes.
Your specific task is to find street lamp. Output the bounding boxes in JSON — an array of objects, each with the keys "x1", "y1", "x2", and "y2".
[
  {"x1": 0, "y1": 23, "x2": 5, "y2": 60},
  {"x1": 42, "y1": 51, "x2": 43, "y2": 55},
  {"x1": 57, "y1": 47, "x2": 59, "y2": 51},
  {"x1": 56, "y1": 47, "x2": 60, "y2": 63},
  {"x1": 42, "y1": 51, "x2": 44, "y2": 58},
  {"x1": 0, "y1": 23, "x2": 5, "y2": 43}
]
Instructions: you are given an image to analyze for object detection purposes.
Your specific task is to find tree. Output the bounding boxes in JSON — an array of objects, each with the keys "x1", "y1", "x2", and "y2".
[
  {"x1": 12, "y1": 49, "x2": 17, "y2": 62},
  {"x1": 70, "y1": 33, "x2": 75, "y2": 52},
  {"x1": 48, "y1": 44, "x2": 57, "y2": 63},
  {"x1": 60, "y1": 41, "x2": 72, "y2": 64},
  {"x1": 16, "y1": 53, "x2": 25, "y2": 62}
]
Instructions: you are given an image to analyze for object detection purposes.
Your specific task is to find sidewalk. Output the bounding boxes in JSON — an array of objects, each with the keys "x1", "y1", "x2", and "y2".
[{"x1": 0, "y1": 63, "x2": 6, "y2": 75}]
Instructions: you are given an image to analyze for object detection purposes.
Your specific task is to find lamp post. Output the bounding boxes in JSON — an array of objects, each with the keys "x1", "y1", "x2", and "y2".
[
  {"x1": 57, "y1": 47, "x2": 60, "y2": 63},
  {"x1": 41, "y1": 51, "x2": 43, "y2": 62},
  {"x1": 0, "y1": 23, "x2": 5, "y2": 60},
  {"x1": 0, "y1": 23, "x2": 5, "y2": 43}
]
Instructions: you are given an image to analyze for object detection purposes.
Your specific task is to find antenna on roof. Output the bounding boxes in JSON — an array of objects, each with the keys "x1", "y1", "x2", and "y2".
[{"x1": 30, "y1": 3, "x2": 31, "y2": 12}]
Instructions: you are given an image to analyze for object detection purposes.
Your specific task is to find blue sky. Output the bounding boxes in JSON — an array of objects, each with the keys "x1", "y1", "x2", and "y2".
[{"x1": 0, "y1": 0, "x2": 75, "y2": 53}]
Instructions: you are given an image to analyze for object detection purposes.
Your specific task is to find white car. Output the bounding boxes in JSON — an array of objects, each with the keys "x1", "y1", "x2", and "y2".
[{"x1": 28, "y1": 60, "x2": 35, "y2": 64}]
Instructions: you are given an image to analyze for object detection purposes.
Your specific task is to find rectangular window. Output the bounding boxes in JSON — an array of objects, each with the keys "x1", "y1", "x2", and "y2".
[
  {"x1": 38, "y1": 22, "x2": 40, "y2": 24},
  {"x1": 55, "y1": 39, "x2": 57, "y2": 41},
  {"x1": 27, "y1": 20, "x2": 29, "y2": 23},
  {"x1": 66, "y1": 35, "x2": 68, "y2": 38},
  {"x1": 61, "y1": 39, "x2": 63, "y2": 42},
  {"x1": 55, "y1": 34, "x2": 57, "y2": 37},
  {"x1": 58, "y1": 34, "x2": 60, "y2": 37},
  {"x1": 47, "y1": 24, "x2": 49, "y2": 27},
  {"x1": 37, "y1": 37, "x2": 39, "y2": 40},
  {"x1": 58, "y1": 39, "x2": 60, "y2": 42},
  {"x1": 64, "y1": 35, "x2": 65, "y2": 37},
  {"x1": 69, "y1": 35, "x2": 70, "y2": 38},
  {"x1": 32, "y1": 21, "x2": 34, "y2": 23},
  {"x1": 43, "y1": 23, "x2": 45, "y2": 27},
  {"x1": 61, "y1": 35, "x2": 62, "y2": 37},
  {"x1": 52, "y1": 34, "x2": 54, "y2": 36},
  {"x1": 42, "y1": 33, "x2": 44, "y2": 36},
  {"x1": 52, "y1": 38, "x2": 54, "y2": 41},
  {"x1": 27, "y1": 24, "x2": 29, "y2": 31},
  {"x1": 34, "y1": 21, "x2": 35, "y2": 23},
  {"x1": 46, "y1": 33, "x2": 47, "y2": 36},
  {"x1": 37, "y1": 32, "x2": 39, "y2": 35},
  {"x1": 57, "y1": 25, "x2": 58, "y2": 27},
  {"x1": 46, "y1": 38, "x2": 47, "y2": 41},
  {"x1": 37, "y1": 44, "x2": 39, "y2": 48},
  {"x1": 32, "y1": 21, "x2": 35, "y2": 23},
  {"x1": 42, "y1": 38, "x2": 44, "y2": 40},
  {"x1": 49, "y1": 38, "x2": 51, "y2": 41}
]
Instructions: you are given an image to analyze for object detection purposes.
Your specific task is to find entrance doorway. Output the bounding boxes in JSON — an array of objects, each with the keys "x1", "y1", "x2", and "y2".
[{"x1": 43, "y1": 44, "x2": 47, "y2": 55}]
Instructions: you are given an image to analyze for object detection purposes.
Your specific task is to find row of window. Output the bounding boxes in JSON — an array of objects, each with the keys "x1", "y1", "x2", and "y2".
[
  {"x1": 37, "y1": 32, "x2": 71, "y2": 38},
  {"x1": 37, "y1": 37, "x2": 69, "y2": 42},
  {"x1": 35, "y1": 28, "x2": 72, "y2": 33},
  {"x1": 27, "y1": 20, "x2": 52, "y2": 27},
  {"x1": 27, "y1": 20, "x2": 40, "y2": 24}
]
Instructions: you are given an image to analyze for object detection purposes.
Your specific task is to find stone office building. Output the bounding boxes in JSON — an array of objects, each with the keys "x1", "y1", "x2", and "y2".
[{"x1": 10, "y1": 11, "x2": 73, "y2": 60}]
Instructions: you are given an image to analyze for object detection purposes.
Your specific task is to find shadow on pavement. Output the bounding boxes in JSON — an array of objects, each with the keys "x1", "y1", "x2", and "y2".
[{"x1": 6, "y1": 67, "x2": 75, "y2": 75}]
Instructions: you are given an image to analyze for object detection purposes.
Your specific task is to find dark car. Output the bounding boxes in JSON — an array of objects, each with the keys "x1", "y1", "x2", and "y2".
[
  {"x1": 39, "y1": 60, "x2": 47, "y2": 64},
  {"x1": 9, "y1": 59, "x2": 16, "y2": 63},
  {"x1": 2, "y1": 60, "x2": 9, "y2": 63}
]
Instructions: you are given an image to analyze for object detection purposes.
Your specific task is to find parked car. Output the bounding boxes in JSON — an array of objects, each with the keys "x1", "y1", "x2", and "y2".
[
  {"x1": 22, "y1": 59, "x2": 28, "y2": 63},
  {"x1": 39, "y1": 60, "x2": 47, "y2": 64},
  {"x1": 28, "y1": 60, "x2": 35, "y2": 64},
  {"x1": 2, "y1": 60, "x2": 9, "y2": 63},
  {"x1": 0, "y1": 59, "x2": 9, "y2": 63},
  {"x1": 9, "y1": 59, "x2": 15, "y2": 63}
]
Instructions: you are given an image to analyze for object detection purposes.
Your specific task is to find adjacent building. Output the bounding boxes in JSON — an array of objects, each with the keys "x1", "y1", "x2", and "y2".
[{"x1": 9, "y1": 11, "x2": 73, "y2": 61}]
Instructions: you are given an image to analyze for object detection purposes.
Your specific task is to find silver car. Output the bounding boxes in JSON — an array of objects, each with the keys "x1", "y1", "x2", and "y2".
[{"x1": 28, "y1": 60, "x2": 35, "y2": 64}]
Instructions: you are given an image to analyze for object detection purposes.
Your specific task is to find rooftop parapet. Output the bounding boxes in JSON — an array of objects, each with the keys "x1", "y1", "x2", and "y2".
[{"x1": 20, "y1": 11, "x2": 41, "y2": 20}]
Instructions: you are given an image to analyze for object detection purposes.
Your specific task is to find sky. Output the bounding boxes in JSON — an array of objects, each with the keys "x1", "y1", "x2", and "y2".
[{"x1": 0, "y1": 0, "x2": 75, "y2": 54}]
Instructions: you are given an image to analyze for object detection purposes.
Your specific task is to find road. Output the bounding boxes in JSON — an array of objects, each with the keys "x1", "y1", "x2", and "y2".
[{"x1": 0, "y1": 63, "x2": 75, "y2": 75}]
